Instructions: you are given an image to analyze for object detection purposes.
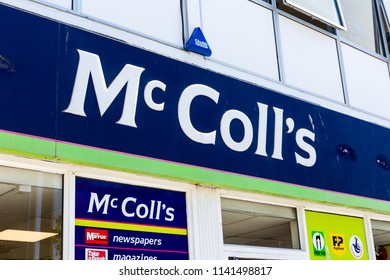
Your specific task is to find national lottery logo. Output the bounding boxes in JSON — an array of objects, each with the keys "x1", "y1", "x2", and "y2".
[{"x1": 349, "y1": 235, "x2": 363, "y2": 259}]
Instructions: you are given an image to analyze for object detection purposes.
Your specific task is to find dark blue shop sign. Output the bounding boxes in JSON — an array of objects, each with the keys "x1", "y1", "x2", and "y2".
[
  {"x1": 1, "y1": 4, "x2": 390, "y2": 201},
  {"x1": 64, "y1": 49, "x2": 316, "y2": 168},
  {"x1": 75, "y1": 177, "x2": 189, "y2": 260}
]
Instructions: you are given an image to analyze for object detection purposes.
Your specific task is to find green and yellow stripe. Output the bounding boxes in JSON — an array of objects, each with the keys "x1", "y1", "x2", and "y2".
[{"x1": 75, "y1": 218, "x2": 187, "y2": 236}]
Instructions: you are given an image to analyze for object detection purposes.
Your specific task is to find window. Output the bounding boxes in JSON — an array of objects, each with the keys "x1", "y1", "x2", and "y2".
[
  {"x1": 0, "y1": 166, "x2": 62, "y2": 260},
  {"x1": 281, "y1": 0, "x2": 346, "y2": 30},
  {"x1": 306, "y1": 211, "x2": 369, "y2": 260},
  {"x1": 251, "y1": 0, "x2": 272, "y2": 4},
  {"x1": 384, "y1": 0, "x2": 390, "y2": 22},
  {"x1": 382, "y1": 0, "x2": 390, "y2": 52},
  {"x1": 74, "y1": 177, "x2": 189, "y2": 260},
  {"x1": 221, "y1": 198, "x2": 300, "y2": 250},
  {"x1": 277, "y1": 0, "x2": 336, "y2": 32},
  {"x1": 339, "y1": 0, "x2": 386, "y2": 55},
  {"x1": 371, "y1": 220, "x2": 390, "y2": 260}
]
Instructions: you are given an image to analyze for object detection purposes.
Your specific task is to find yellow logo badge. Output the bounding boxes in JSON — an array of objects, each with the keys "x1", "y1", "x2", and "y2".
[{"x1": 330, "y1": 233, "x2": 345, "y2": 257}]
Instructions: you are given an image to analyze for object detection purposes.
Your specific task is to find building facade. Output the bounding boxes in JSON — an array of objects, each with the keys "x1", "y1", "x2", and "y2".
[{"x1": 0, "y1": 0, "x2": 390, "y2": 260}]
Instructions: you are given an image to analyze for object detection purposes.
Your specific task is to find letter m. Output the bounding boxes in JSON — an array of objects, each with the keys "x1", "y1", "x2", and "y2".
[
  {"x1": 63, "y1": 50, "x2": 145, "y2": 127},
  {"x1": 88, "y1": 192, "x2": 111, "y2": 214}
]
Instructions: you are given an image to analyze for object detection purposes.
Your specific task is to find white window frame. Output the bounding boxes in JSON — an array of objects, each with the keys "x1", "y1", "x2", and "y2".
[
  {"x1": 283, "y1": 0, "x2": 347, "y2": 30},
  {"x1": 218, "y1": 189, "x2": 310, "y2": 260},
  {"x1": 303, "y1": 206, "x2": 390, "y2": 260},
  {"x1": 218, "y1": 187, "x2": 390, "y2": 260},
  {"x1": 0, "y1": 153, "x2": 197, "y2": 260},
  {"x1": 0, "y1": 154, "x2": 68, "y2": 259},
  {"x1": 68, "y1": 165, "x2": 197, "y2": 260},
  {"x1": 1, "y1": 153, "x2": 390, "y2": 260}
]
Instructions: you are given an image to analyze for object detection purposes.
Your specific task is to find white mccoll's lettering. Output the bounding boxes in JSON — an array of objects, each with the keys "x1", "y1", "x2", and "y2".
[{"x1": 64, "y1": 50, "x2": 317, "y2": 167}]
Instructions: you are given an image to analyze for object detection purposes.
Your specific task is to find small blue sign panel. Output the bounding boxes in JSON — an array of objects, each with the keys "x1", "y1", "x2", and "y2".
[
  {"x1": 185, "y1": 27, "x2": 212, "y2": 56},
  {"x1": 74, "y1": 177, "x2": 189, "y2": 260}
]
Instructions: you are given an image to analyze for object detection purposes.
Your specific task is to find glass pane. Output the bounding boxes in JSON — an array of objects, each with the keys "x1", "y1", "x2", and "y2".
[
  {"x1": 284, "y1": 0, "x2": 346, "y2": 29},
  {"x1": 372, "y1": 220, "x2": 390, "y2": 260},
  {"x1": 339, "y1": 0, "x2": 384, "y2": 54},
  {"x1": 383, "y1": 0, "x2": 390, "y2": 52},
  {"x1": 0, "y1": 166, "x2": 62, "y2": 260},
  {"x1": 252, "y1": 0, "x2": 272, "y2": 4},
  {"x1": 221, "y1": 198, "x2": 299, "y2": 249},
  {"x1": 384, "y1": 0, "x2": 390, "y2": 22},
  {"x1": 277, "y1": 0, "x2": 333, "y2": 31}
]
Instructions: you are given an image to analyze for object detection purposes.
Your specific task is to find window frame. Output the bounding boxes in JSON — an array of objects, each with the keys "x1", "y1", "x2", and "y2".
[
  {"x1": 283, "y1": 0, "x2": 347, "y2": 30},
  {"x1": 0, "y1": 156, "x2": 66, "y2": 260},
  {"x1": 219, "y1": 190, "x2": 309, "y2": 260},
  {"x1": 381, "y1": 0, "x2": 390, "y2": 57},
  {"x1": 68, "y1": 167, "x2": 197, "y2": 260}
]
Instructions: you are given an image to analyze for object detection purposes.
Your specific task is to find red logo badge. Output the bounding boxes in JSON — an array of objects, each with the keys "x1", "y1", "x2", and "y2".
[
  {"x1": 85, "y1": 248, "x2": 108, "y2": 260},
  {"x1": 85, "y1": 228, "x2": 108, "y2": 245}
]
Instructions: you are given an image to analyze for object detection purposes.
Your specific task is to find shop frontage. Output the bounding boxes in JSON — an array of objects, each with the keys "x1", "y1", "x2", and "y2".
[{"x1": 0, "y1": 3, "x2": 390, "y2": 260}]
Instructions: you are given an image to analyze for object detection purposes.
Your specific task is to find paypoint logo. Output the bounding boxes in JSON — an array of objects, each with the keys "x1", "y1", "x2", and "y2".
[
  {"x1": 330, "y1": 233, "x2": 345, "y2": 257},
  {"x1": 85, "y1": 228, "x2": 108, "y2": 245}
]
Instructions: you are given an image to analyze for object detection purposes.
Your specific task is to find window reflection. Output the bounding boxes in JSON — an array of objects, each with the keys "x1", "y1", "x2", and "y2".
[
  {"x1": 372, "y1": 220, "x2": 390, "y2": 260},
  {"x1": 282, "y1": 0, "x2": 346, "y2": 30},
  {"x1": 276, "y1": 0, "x2": 336, "y2": 32},
  {"x1": 339, "y1": 0, "x2": 385, "y2": 55},
  {"x1": 382, "y1": 0, "x2": 390, "y2": 53},
  {"x1": 0, "y1": 166, "x2": 62, "y2": 260}
]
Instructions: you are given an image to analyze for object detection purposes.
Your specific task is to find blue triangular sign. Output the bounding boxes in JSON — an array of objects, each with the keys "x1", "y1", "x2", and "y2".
[{"x1": 185, "y1": 27, "x2": 212, "y2": 57}]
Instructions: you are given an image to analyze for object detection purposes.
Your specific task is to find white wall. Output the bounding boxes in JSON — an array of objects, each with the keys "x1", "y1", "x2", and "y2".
[
  {"x1": 341, "y1": 43, "x2": 390, "y2": 119},
  {"x1": 200, "y1": 0, "x2": 279, "y2": 80},
  {"x1": 79, "y1": 0, "x2": 183, "y2": 47},
  {"x1": 278, "y1": 15, "x2": 345, "y2": 103},
  {"x1": 8, "y1": 0, "x2": 390, "y2": 125}
]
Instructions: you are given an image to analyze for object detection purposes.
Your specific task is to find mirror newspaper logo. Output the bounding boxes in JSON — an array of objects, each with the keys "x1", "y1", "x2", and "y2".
[
  {"x1": 85, "y1": 228, "x2": 108, "y2": 245},
  {"x1": 85, "y1": 248, "x2": 108, "y2": 260}
]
